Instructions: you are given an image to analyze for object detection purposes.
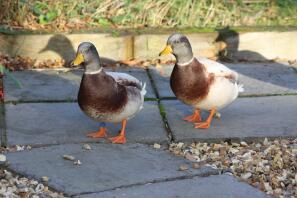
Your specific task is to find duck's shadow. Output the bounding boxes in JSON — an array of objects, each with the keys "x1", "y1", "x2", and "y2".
[
  {"x1": 214, "y1": 27, "x2": 297, "y2": 92},
  {"x1": 39, "y1": 34, "x2": 118, "y2": 68}
]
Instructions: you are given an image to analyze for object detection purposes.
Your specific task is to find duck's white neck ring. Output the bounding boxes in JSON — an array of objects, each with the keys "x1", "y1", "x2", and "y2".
[
  {"x1": 177, "y1": 57, "x2": 194, "y2": 66},
  {"x1": 84, "y1": 67, "x2": 103, "y2": 75}
]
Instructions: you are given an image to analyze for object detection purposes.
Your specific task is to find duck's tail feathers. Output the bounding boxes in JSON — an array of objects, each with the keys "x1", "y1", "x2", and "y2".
[
  {"x1": 141, "y1": 82, "x2": 147, "y2": 96},
  {"x1": 238, "y1": 84, "x2": 244, "y2": 93}
]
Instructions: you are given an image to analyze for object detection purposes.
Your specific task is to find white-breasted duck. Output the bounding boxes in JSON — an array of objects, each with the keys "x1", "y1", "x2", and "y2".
[
  {"x1": 159, "y1": 33, "x2": 243, "y2": 129},
  {"x1": 73, "y1": 42, "x2": 146, "y2": 143}
]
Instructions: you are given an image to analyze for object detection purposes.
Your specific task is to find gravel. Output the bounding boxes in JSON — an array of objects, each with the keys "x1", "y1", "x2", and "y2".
[
  {"x1": 169, "y1": 138, "x2": 297, "y2": 198},
  {"x1": 0, "y1": 168, "x2": 67, "y2": 198}
]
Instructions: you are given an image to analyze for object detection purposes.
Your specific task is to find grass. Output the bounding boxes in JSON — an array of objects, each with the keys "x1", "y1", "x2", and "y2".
[{"x1": 1, "y1": 0, "x2": 297, "y2": 32}]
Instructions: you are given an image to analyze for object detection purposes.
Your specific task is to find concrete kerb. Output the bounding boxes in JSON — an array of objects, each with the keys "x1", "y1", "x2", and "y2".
[{"x1": 1, "y1": 31, "x2": 297, "y2": 63}]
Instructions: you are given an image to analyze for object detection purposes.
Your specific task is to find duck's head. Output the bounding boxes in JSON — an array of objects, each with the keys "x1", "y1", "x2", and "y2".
[
  {"x1": 72, "y1": 42, "x2": 101, "y2": 72},
  {"x1": 159, "y1": 33, "x2": 194, "y2": 65}
]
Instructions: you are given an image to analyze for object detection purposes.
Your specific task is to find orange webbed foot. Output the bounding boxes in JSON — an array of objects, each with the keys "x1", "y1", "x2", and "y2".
[
  {"x1": 183, "y1": 109, "x2": 201, "y2": 122},
  {"x1": 86, "y1": 127, "x2": 107, "y2": 138},
  {"x1": 194, "y1": 122, "x2": 210, "y2": 129},
  {"x1": 184, "y1": 113, "x2": 201, "y2": 122},
  {"x1": 109, "y1": 119, "x2": 127, "y2": 144},
  {"x1": 194, "y1": 108, "x2": 216, "y2": 130},
  {"x1": 109, "y1": 135, "x2": 126, "y2": 144}
]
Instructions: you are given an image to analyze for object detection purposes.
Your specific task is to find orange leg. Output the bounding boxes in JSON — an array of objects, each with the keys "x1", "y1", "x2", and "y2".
[
  {"x1": 86, "y1": 127, "x2": 107, "y2": 138},
  {"x1": 183, "y1": 109, "x2": 201, "y2": 122},
  {"x1": 194, "y1": 108, "x2": 216, "y2": 129},
  {"x1": 109, "y1": 119, "x2": 127, "y2": 144}
]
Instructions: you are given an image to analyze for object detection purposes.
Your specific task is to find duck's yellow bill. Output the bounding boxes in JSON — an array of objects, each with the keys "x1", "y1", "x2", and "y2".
[
  {"x1": 73, "y1": 53, "x2": 84, "y2": 65},
  {"x1": 159, "y1": 45, "x2": 173, "y2": 56}
]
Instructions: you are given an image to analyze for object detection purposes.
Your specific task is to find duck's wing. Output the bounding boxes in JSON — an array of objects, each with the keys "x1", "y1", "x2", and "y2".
[
  {"x1": 197, "y1": 57, "x2": 239, "y2": 82},
  {"x1": 106, "y1": 72, "x2": 146, "y2": 96}
]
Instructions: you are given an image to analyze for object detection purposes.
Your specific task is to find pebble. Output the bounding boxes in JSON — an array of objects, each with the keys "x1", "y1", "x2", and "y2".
[
  {"x1": 4, "y1": 170, "x2": 12, "y2": 180},
  {"x1": 263, "y1": 138, "x2": 269, "y2": 146},
  {"x1": 239, "y1": 152, "x2": 252, "y2": 160},
  {"x1": 74, "y1": 160, "x2": 82, "y2": 165},
  {"x1": 240, "y1": 141, "x2": 248, "y2": 147},
  {"x1": 0, "y1": 154, "x2": 6, "y2": 162},
  {"x1": 41, "y1": 176, "x2": 49, "y2": 183},
  {"x1": 214, "y1": 112, "x2": 221, "y2": 118},
  {"x1": 82, "y1": 144, "x2": 91, "y2": 150},
  {"x1": 292, "y1": 148, "x2": 297, "y2": 156},
  {"x1": 229, "y1": 148, "x2": 239, "y2": 154},
  {"x1": 62, "y1": 155, "x2": 75, "y2": 161},
  {"x1": 185, "y1": 153, "x2": 195, "y2": 161},
  {"x1": 213, "y1": 143, "x2": 221, "y2": 150},
  {"x1": 179, "y1": 164, "x2": 188, "y2": 171},
  {"x1": 192, "y1": 163, "x2": 200, "y2": 169},
  {"x1": 153, "y1": 143, "x2": 161, "y2": 149},
  {"x1": 241, "y1": 172, "x2": 252, "y2": 180},
  {"x1": 35, "y1": 183, "x2": 44, "y2": 193},
  {"x1": 16, "y1": 145, "x2": 25, "y2": 151},
  {"x1": 264, "y1": 182, "x2": 273, "y2": 192},
  {"x1": 176, "y1": 142, "x2": 184, "y2": 148},
  {"x1": 18, "y1": 186, "x2": 29, "y2": 193},
  {"x1": 29, "y1": 180, "x2": 38, "y2": 185},
  {"x1": 232, "y1": 143, "x2": 240, "y2": 147}
]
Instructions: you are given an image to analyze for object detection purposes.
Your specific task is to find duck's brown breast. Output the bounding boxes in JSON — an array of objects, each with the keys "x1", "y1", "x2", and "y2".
[
  {"x1": 78, "y1": 72, "x2": 127, "y2": 117},
  {"x1": 170, "y1": 59, "x2": 214, "y2": 105}
]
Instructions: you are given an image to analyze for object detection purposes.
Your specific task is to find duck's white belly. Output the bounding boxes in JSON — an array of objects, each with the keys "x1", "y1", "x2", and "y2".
[
  {"x1": 195, "y1": 77, "x2": 239, "y2": 110},
  {"x1": 107, "y1": 87, "x2": 144, "y2": 123}
]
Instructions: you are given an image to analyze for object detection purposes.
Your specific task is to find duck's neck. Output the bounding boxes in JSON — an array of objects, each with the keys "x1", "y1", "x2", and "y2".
[
  {"x1": 177, "y1": 56, "x2": 195, "y2": 66},
  {"x1": 84, "y1": 57, "x2": 102, "y2": 74},
  {"x1": 175, "y1": 51, "x2": 194, "y2": 66}
]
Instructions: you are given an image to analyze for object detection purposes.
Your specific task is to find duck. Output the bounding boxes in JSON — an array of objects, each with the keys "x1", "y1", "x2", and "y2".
[
  {"x1": 72, "y1": 42, "x2": 146, "y2": 143},
  {"x1": 159, "y1": 33, "x2": 243, "y2": 129}
]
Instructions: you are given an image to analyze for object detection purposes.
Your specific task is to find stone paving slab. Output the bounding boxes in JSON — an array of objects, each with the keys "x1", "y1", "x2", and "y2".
[
  {"x1": 77, "y1": 174, "x2": 269, "y2": 198},
  {"x1": 4, "y1": 68, "x2": 156, "y2": 102},
  {"x1": 5, "y1": 101, "x2": 166, "y2": 146},
  {"x1": 161, "y1": 96, "x2": 297, "y2": 142},
  {"x1": 149, "y1": 62, "x2": 297, "y2": 98},
  {"x1": 6, "y1": 143, "x2": 219, "y2": 196}
]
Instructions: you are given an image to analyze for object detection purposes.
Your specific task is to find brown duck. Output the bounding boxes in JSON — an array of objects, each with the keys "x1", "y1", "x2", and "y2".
[
  {"x1": 159, "y1": 33, "x2": 243, "y2": 129},
  {"x1": 73, "y1": 42, "x2": 146, "y2": 143}
]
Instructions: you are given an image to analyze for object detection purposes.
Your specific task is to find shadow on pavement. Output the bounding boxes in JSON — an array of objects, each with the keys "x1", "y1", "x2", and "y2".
[
  {"x1": 214, "y1": 27, "x2": 297, "y2": 91},
  {"x1": 39, "y1": 34, "x2": 118, "y2": 68}
]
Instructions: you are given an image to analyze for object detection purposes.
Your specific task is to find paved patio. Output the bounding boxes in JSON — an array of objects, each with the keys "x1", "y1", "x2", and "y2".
[{"x1": 2, "y1": 62, "x2": 297, "y2": 197}]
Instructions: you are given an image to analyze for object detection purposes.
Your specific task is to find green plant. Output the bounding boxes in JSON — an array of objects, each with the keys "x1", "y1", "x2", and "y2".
[
  {"x1": 33, "y1": 1, "x2": 58, "y2": 24},
  {"x1": 1, "y1": 0, "x2": 297, "y2": 30},
  {"x1": 0, "y1": 65, "x2": 22, "y2": 88}
]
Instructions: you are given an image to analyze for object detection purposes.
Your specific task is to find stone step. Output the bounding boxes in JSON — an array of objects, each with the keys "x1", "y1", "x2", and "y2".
[
  {"x1": 161, "y1": 95, "x2": 297, "y2": 142},
  {"x1": 149, "y1": 62, "x2": 297, "y2": 98},
  {"x1": 5, "y1": 143, "x2": 219, "y2": 196},
  {"x1": 76, "y1": 174, "x2": 269, "y2": 198},
  {"x1": 4, "y1": 68, "x2": 156, "y2": 102},
  {"x1": 5, "y1": 101, "x2": 167, "y2": 146}
]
